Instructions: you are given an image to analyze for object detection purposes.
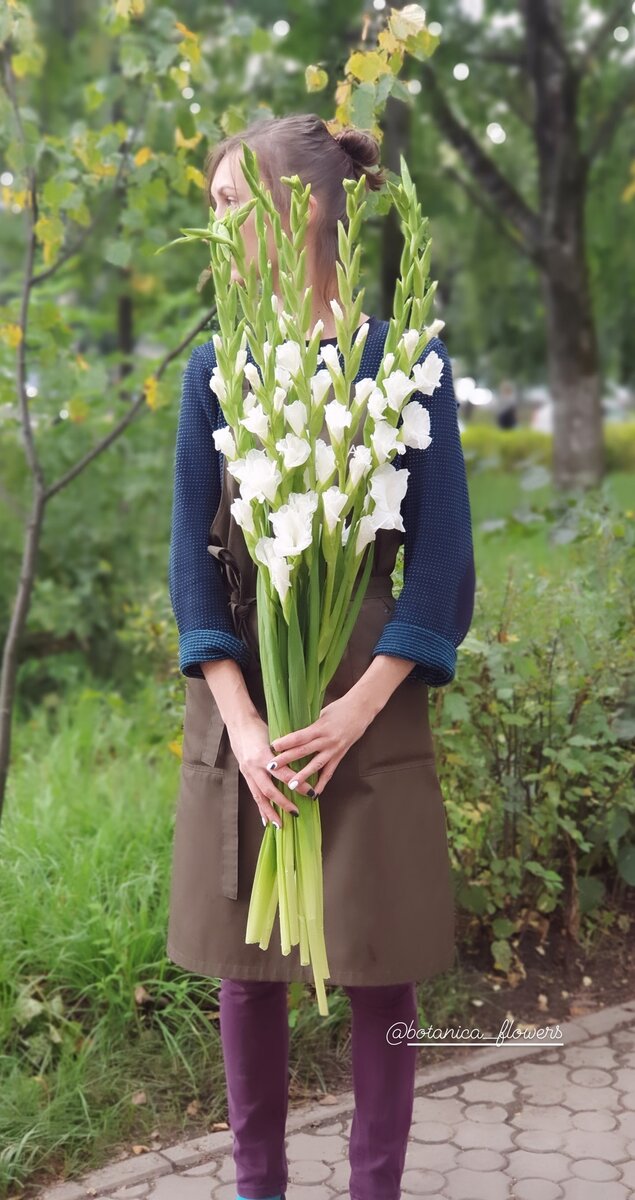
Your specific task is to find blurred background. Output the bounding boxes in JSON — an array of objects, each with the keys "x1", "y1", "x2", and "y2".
[{"x1": 0, "y1": 1, "x2": 634, "y2": 1194}]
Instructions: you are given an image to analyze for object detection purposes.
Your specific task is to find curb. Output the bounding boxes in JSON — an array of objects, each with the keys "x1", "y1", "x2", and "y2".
[{"x1": 39, "y1": 997, "x2": 635, "y2": 1199}]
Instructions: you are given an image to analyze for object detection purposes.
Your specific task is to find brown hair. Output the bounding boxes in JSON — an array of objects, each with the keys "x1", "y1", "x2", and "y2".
[{"x1": 203, "y1": 112, "x2": 386, "y2": 311}]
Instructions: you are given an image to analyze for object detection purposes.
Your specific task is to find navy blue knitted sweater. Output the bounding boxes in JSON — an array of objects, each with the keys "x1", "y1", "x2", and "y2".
[{"x1": 168, "y1": 315, "x2": 476, "y2": 686}]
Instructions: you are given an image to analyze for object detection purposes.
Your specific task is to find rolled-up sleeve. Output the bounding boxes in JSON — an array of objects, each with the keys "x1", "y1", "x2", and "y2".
[
  {"x1": 371, "y1": 336, "x2": 476, "y2": 686},
  {"x1": 168, "y1": 344, "x2": 251, "y2": 679}
]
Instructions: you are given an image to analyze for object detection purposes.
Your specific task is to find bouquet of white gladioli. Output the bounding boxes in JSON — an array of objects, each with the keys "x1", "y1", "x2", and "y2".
[{"x1": 163, "y1": 148, "x2": 444, "y2": 1015}]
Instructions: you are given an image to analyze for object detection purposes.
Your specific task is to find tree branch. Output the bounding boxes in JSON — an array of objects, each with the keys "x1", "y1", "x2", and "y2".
[
  {"x1": 419, "y1": 59, "x2": 542, "y2": 258},
  {"x1": 441, "y1": 163, "x2": 536, "y2": 262},
  {"x1": 575, "y1": 0, "x2": 633, "y2": 74},
  {"x1": 43, "y1": 306, "x2": 218, "y2": 502}
]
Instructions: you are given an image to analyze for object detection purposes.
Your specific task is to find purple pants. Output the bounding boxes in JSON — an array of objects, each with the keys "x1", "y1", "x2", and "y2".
[{"x1": 219, "y1": 977, "x2": 418, "y2": 1200}]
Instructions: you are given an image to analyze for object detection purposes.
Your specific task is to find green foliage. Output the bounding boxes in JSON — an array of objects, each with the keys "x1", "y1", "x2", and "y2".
[
  {"x1": 461, "y1": 421, "x2": 635, "y2": 474},
  {"x1": 434, "y1": 487, "x2": 635, "y2": 975}
]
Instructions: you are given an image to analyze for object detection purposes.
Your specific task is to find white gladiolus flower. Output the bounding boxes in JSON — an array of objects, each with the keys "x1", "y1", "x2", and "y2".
[
  {"x1": 213, "y1": 425, "x2": 237, "y2": 458},
  {"x1": 255, "y1": 536, "x2": 291, "y2": 604},
  {"x1": 329, "y1": 297, "x2": 344, "y2": 321},
  {"x1": 230, "y1": 496, "x2": 256, "y2": 535},
  {"x1": 275, "y1": 433, "x2": 311, "y2": 469},
  {"x1": 400, "y1": 400, "x2": 432, "y2": 450},
  {"x1": 383, "y1": 352, "x2": 395, "y2": 374},
  {"x1": 367, "y1": 388, "x2": 389, "y2": 421},
  {"x1": 270, "y1": 495, "x2": 316, "y2": 556},
  {"x1": 324, "y1": 399, "x2": 352, "y2": 444},
  {"x1": 349, "y1": 443, "x2": 372, "y2": 486},
  {"x1": 284, "y1": 399, "x2": 308, "y2": 437},
  {"x1": 274, "y1": 365, "x2": 292, "y2": 390},
  {"x1": 310, "y1": 370, "x2": 332, "y2": 408},
  {"x1": 400, "y1": 327, "x2": 421, "y2": 358},
  {"x1": 368, "y1": 461, "x2": 410, "y2": 533},
  {"x1": 322, "y1": 486, "x2": 348, "y2": 533},
  {"x1": 243, "y1": 362, "x2": 261, "y2": 390},
  {"x1": 353, "y1": 377, "x2": 376, "y2": 407},
  {"x1": 271, "y1": 293, "x2": 279, "y2": 311},
  {"x1": 383, "y1": 369, "x2": 419, "y2": 413},
  {"x1": 354, "y1": 514, "x2": 377, "y2": 556},
  {"x1": 209, "y1": 366, "x2": 227, "y2": 404},
  {"x1": 235, "y1": 348, "x2": 247, "y2": 375},
  {"x1": 319, "y1": 343, "x2": 344, "y2": 374},
  {"x1": 243, "y1": 391, "x2": 257, "y2": 414},
  {"x1": 341, "y1": 520, "x2": 351, "y2": 547},
  {"x1": 371, "y1": 419, "x2": 406, "y2": 463},
  {"x1": 228, "y1": 449, "x2": 282, "y2": 504},
  {"x1": 411, "y1": 349, "x2": 444, "y2": 395},
  {"x1": 275, "y1": 339, "x2": 303, "y2": 379},
  {"x1": 309, "y1": 318, "x2": 325, "y2": 340},
  {"x1": 314, "y1": 438, "x2": 337, "y2": 485},
  {"x1": 273, "y1": 385, "x2": 287, "y2": 414},
  {"x1": 426, "y1": 319, "x2": 446, "y2": 339},
  {"x1": 240, "y1": 402, "x2": 269, "y2": 439}
]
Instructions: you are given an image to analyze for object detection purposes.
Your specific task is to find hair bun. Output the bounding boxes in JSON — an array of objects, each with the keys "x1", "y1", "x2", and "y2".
[{"x1": 333, "y1": 127, "x2": 386, "y2": 192}]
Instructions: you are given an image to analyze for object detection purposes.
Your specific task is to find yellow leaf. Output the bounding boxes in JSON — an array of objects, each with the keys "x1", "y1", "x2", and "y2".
[
  {"x1": 168, "y1": 740, "x2": 183, "y2": 760},
  {"x1": 305, "y1": 64, "x2": 328, "y2": 93},
  {"x1": 378, "y1": 28, "x2": 400, "y2": 54},
  {"x1": 0, "y1": 324, "x2": 23, "y2": 348},
  {"x1": 175, "y1": 127, "x2": 203, "y2": 150},
  {"x1": 68, "y1": 397, "x2": 90, "y2": 423},
  {"x1": 346, "y1": 49, "x2": 390, "y2": 82},
  {"x1": 144, "y1": 376, "x2": 159, "y2": 410},
  {"x1": 75, "y1": 354, "x2": 90, "y2": 370},
  {"x1": 389, "y1": 6, "x2": 429, "y2": 41},
  {"x1": 186, "y1": 165, "x2": 206, "y2": 189},
  {"x1": 131, "y1": 272, "x2": 158, "y2": 294},
  {"x1": 134, "y1": 146, "x2": 153, "y2": 166},
  {"x1": 175, "y1": 20, "x2": 196, "y2": 39}
]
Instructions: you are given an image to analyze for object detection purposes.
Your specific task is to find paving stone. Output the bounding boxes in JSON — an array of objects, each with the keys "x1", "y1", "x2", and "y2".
[
  {"x1": 569, "y1": 1157, "x2": 620, "y2": 1181},
  {"x1": 620, "y1": 1090, "x2": 635, "y2": 1110},
  {"x1": 562, "y1": 1044, "x2": 619, "y2": 1069},
  {"x1": 400, "y1": 1166, "x2": 447, "y2": 1194},
  {"x1": 568, "y1": 1065, "x2": 614, "y2": 1087},
  {"x1": 411, "y1": 1095, "x2": 465, "y2": 1124},
  {"x1": 514, "y1": 1128, "x2": 567, "y2": 1152},
  {"x1": 454, "y1": 1146, "x2": 507, "y2": 1171},
  {"x1": 513, "y1": 1182, "x2": 563, "y2": 1200},
  {"x1": 511, "y1": 1105, "x2": 573, "y2": 1132},
  {"x1": 562, "y1": 1127, "x2": 630, "y2": 1163},
  {"x1": 459, "y1": 1078, "x2": 518, "y2": 1103},
  {"x1": 38, "y1": 1186, "x2": 86, "y2": 1200},
  {"x1": 570, "y1": 1108, "x2": 617, "y2": 1131},
  {"x1": 112, "y1": 1187, "x2": 152, "y2": 1198},
  {"x1": 444, "y1": 1166, "x2": 511, "y2": 1198},
  {"x1": 410, "y1": 1119, "x2": 456, "y2": 1143},
  {"x1": 146, "y1": 1177, "x2": 212, "y2": 1199},
  {"x1": 613, "y1": 1066, "x2": 635, "y2": 1092},
  {"x1": 463, "y1": 1101, "x2": 509, "y2": 1124},
  {"x1": 506, "y1": 1149, "x2": 571, "y2": 1181},
  {"x1": 452, "y1": 1119, "x2": 516, "y2": 1152},
  {"x1": 560, "y1": 1181, "x2": 629, "y2": 1199},
  {"x1": 403, "y1": 1138, "x2": 458, "y2": 1173},
  {"x1": 432, "y1": 1083, "x2": 460, "y2": 1096},
  {"x1": 285, "y1": 1131, "x2": 346, "y2": 1162},
  {"x1": 288, "y1": 1158, "x2": 332, "y2": 1183},
  {"x1": 560, "y1": 1083, "x2": 620, "y2": 1110}
]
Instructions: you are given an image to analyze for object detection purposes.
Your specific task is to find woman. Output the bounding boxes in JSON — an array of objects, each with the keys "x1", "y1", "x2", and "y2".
[{"x1": 167, "y1": 113, "x2": 475, "y2": 1200}]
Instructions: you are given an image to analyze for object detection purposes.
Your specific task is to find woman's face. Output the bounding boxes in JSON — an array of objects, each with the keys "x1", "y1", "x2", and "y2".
[{"x1": 209, "y1": 150, "x2": 278, "y2": 286}]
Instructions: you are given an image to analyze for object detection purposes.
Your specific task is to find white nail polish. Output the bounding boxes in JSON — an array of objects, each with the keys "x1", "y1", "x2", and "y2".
[
  {"x1": 274, "y1": 821, "x2": 281, "y2": 830},
  {"x1": 261, "y1": 815, "x2": 267, "y2": 827},
  {"x1": 289, "y1": 779, "x2": 298, "y2": 790}
]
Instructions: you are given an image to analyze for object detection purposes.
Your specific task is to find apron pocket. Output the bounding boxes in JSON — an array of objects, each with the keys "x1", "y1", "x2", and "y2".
[
  {"x1": 200, "y1": 701, "x2": 228, "y2": 772},
  {"x1": 347, "y1": 596, "x2": 437, "y2": 777}
]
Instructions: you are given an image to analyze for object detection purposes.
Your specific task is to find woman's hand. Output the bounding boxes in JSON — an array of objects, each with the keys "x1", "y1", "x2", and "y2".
[
  {"x1": 268, "y1": 692, "x2": 372, "y2": 796},
  {"x1": 226, "y1": 711, "x2": 316, "y2": 827}
]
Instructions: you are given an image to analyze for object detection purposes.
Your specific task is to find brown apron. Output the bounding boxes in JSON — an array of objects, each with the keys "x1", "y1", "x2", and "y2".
[{"x1": 166, "y1": 346, "x2": 456, "y2": 986}]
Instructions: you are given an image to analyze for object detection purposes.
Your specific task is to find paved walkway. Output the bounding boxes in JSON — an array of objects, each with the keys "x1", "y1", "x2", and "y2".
[{"x1": 40, "y1": 999, "x2": 635, "y2": 1200}]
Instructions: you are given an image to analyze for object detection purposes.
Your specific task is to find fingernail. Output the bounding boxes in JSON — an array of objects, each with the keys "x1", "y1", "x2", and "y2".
[
  {"x1": 307, "y1": 787, "x2": 317, "y2": 798},
  {"x1": 261, "y1": 815, "x2": 267, "y2": 827},
  {"x1": 267, "y1": 759, "x2": 278, "y2": 770},
  {"x1": 290, "y1": 809, "x2": 300, "y2": 818},
  {"x1": 274, "y1": 821, "x2": 281, "y2": 830},
  {"x1": 288, "y1": 779, "x2": 298, "y2": 790},
  {"x1": 270, "y1": 743, "x2": 277, "y2": 754}
]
